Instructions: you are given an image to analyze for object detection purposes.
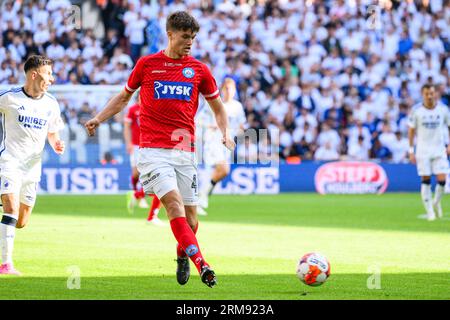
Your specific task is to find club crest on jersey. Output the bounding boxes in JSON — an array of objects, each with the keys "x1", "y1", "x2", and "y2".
[
  {"x1": 154, "y1": 81, "x2": 193, "y2": 101},
  {"x1": 182, "y1": 67, "x2": 195, "y2": 79}
]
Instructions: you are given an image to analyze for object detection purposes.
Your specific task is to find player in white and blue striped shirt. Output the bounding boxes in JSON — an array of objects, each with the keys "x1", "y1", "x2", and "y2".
[{"x1": 0, "y1": 55, "x2": 65, "y2": 275}]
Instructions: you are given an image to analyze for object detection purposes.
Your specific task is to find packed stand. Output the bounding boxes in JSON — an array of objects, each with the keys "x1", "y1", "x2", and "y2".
[{"x1": 0, "y1": 0, "x2": 449, "y2": 163}]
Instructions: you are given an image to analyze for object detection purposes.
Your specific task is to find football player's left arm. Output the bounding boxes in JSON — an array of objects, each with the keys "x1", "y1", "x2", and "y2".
[
  {"x1": 47, "y1": 131, "x2": 65, "y2": 155},
  {"x1": 239, "y1": 105, "x2": 247, "y2": 132},
  {"x1": 446, "y1": 127, "x2": 450, "y2": 156},
  {"x1": 445, "y1": 109, "x2": 450, "y2": 156},
  {"x1": 207, "y1": 97, "x2": 236, "y2": 151},
  {"x1": 407, "y1": 126, "x2": 415, "y2": 164}
]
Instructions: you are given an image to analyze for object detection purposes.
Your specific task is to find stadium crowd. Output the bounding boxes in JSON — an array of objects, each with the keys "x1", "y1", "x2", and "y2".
[{"x1": 0, "y1": 0, "x2": 449, "y2": 163}]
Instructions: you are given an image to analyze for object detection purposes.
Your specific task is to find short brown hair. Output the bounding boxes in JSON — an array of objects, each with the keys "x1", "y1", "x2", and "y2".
[
  {"x1": 24, "y1": 55, "x2": 53, "y2": 73},
  {"x1": 166, "y1": 11, "x2": 200, "y2": 33},
  {"x1": 421, "y1": 83, "x2": 435, "y2": 92}
]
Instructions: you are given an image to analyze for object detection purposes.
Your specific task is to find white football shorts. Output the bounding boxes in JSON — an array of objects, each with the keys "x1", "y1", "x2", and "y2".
[
  {"x1": 416, "y1": 154, "x2": 450, "y2": 176},
  {"x1": 0, "y1": 169, "x2": 38, "y2": 206},
  {"x1": 137, "y1": 148, "x2": 198, "y2": 205}
]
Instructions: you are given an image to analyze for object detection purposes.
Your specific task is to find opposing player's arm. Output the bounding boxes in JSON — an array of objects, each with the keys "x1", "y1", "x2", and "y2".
[
  {"x1": 0, "y1": 89, "x2": 11, "y2": 113},
  {"x1": 408, "y1": 127, "x2": 416, "y2": 164},
  {"x1": 47, "y1": 131, "x2": 65, "y2": 155},
  {"x1": 206, "y1": 97, "x2": 236, "y2": 151},
  {"x1": 123, "y1": 118, "x2": 133, "y2": 154},
  {"x1": 446, "y1": 128, "x2": 450, "y2": 156},
  {"x1": 199, "y1": 63, "x2": 235, "y2": 150},
  {"x1": 207, "y1": 97, "x2": 228, "y2": 134},
  {"x1": 407, "y1": 109, "x2": 417, "y2": 164},
  {"x1": 444, "y1": 107, "x2": 450, "y2": 156},
  {"x1": 239, "y1": 103, "x2": 247, "y2": 132},
  {"x1": 85, "y1": 89, "x2": 133, "y2": 137}
]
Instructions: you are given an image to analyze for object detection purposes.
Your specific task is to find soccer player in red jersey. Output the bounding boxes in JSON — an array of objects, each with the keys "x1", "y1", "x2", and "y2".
[
  {"x1": 85, "y1": 11, "x2": 235, "y2": 287},
  {"x1": 124, "y1": 93, "x2": 164, "y2": 225}
]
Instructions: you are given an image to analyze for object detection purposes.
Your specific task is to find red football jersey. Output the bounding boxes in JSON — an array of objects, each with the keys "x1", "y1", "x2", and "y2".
[
  {"x1": 125, "y1": 51, "x2": 219, "y2": 152},
  {"x1": 124, "y1": 103, "x2": 140, "y2": 146}
]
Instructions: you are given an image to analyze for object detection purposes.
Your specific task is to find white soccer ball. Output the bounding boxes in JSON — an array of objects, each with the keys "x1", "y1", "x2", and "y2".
[{"x1": 296, "y1": 252, "x2": 331, "y2": 286}]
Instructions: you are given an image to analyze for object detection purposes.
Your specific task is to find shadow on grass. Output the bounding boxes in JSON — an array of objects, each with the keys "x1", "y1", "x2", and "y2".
[
  {"x1": 0, "y1": 273, "x2": 449, "y2": 300},
  {"x1": 34, "y1": 195, "x2": 450, "y2": 234}
]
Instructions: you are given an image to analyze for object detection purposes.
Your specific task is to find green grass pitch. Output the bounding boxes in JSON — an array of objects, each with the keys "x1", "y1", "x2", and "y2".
[{"x1": 0, "y1": 193, "x2": 449, "y2": 300}]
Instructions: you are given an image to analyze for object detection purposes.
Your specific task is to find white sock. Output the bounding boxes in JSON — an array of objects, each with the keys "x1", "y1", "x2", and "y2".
[
  {"x1": 200, "y1": 183, "x2": 211, "y2": 209},
  {"x1": 434, "y1": 183, "x2": 445, "y2": 205},
  {"x1": 1, "y1": 213, "x2": 18, "y2": 265},
  {"x1": 421, "y1": 184, "x2": 433, "y2": 215}
]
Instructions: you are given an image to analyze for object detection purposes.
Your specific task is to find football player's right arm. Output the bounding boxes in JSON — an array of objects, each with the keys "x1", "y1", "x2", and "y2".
[
  {"x1": 47, "y1": 131, "x2": 65, "y2": 155},
  {"x1": 446, "y1": 130, "x2": 450, "y2": 156},
  {"x1": 407, "y1": 109, "x2": 417, "y2": 164},
  {"x1": 85, "y1": 89, "x2": 133, "y2": 137},
  {"x1": 238, "y1": 103, "x2": 247, "y2": 132},
  {"x1": 207, "y1": 97, "x2": 236, "y2": 151},
  {"x1": 408, "y1": 127, "x2": 416, "y2": 164},
  {"x1": 444, "y1": 107, "x2": 450, "y2": 156},
  {"x1": 0, "y1": 91, "x2": 8, "y2": 113}
]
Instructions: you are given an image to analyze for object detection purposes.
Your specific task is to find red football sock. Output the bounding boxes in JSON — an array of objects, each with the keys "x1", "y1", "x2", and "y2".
[
  {"x1": 170, "y1": 217, "x2": 206, "y2": 273},
  {"x1": 147, "y1": 195, "x2": 161, "y2": 221},
  {"x1": 177, "y1": 221, "x2": 198, "y2": 258},
  {"x1": 134, "y1": 189, "x2": 145, "y2": 199},
  {"x1": 131, "y1": 176, "x2": 139, "y2": 191}
]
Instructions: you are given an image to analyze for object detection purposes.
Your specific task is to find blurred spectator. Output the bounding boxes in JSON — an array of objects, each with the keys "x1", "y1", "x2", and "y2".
[
  {"x1": 125, "y1": 12, "x2": 147, "y2": 63},
  {"x1": 102, "y1": 29, "x2": 120, "y2": 59},
  {"x1": 317, "y1": 123, "x2": 341, "y2": 154},
  {"x1": 293, "y1": 121, "x2": 317, "y2": 160},
  {"x1": 398, "y1": 31, "x2": 414, "y2": 57},
  {"x1": 378, "y1": 122, "x2": 397, "y2": 153},
  {"x1": 347, "y1": 135, "x2": 370, "y2": 161},
  {"x1": 314, "y1": 141, "x2": 340, "y2": 161},
  {"x1": 77, "y1": 102, "x2": 94, "y2": 125},
  {"x1": 101, "y1": 152, "x2": 118, "y2": 165},
  {"x1": 347, "y1": 120, "x2": 372, "y2": 150},
  {"x1": 390, "y1": 131, "x2": 410, "y2": 163}
]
